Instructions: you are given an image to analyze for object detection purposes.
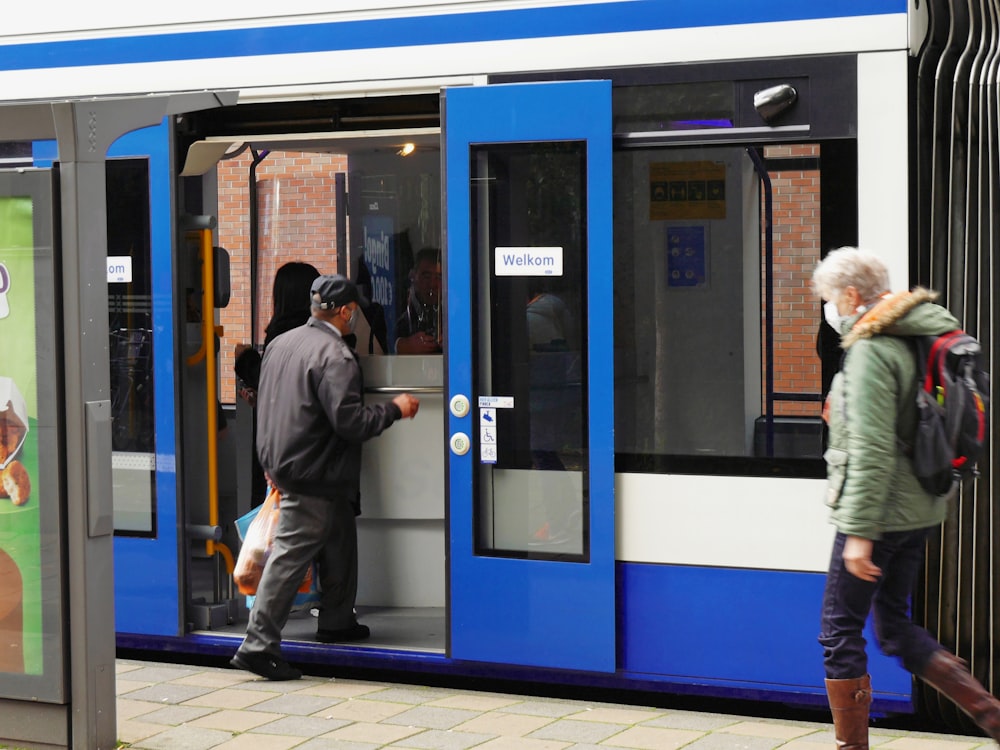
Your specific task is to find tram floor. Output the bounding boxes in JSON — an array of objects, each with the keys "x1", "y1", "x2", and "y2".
[
  {"x1": 189, "y1": 553, "x2": 446, "y2": 653},
  {"x1": 282, "y1": 605, "x2": 446, "y2": 653},
  {"x1": 192, "y1": 603, "x2": 446, "y2": 653}
]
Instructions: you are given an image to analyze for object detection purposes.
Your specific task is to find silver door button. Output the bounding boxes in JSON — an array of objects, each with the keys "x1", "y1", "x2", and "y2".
[
  {"x1": 450, "y1": 432, "x2": 471, "y2": 455},
  {"x1": 449, "y1": 394, "x2": 470, "y2": 418}
]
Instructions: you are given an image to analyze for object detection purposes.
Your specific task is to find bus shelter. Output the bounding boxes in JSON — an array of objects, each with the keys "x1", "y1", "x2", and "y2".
[{"x1": 0, "y1": 91, "x2": 234, "y2": 750}]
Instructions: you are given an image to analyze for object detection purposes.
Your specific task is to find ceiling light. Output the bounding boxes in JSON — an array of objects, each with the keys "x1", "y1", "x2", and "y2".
[{"x1": 397, "y1": 142, "x2": 416, "y2": 156}]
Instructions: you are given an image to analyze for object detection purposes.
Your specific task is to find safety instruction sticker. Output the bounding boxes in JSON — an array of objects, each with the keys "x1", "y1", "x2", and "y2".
[
  {"x1": 480, "y1": 408, "x2": 497, "y2": 463},
  {"x1": 649, "y1": 160, "x2": 726, "y2": 220},
  {"x1": 478, "y1": 396, "x2": 514, "y2": 409}
]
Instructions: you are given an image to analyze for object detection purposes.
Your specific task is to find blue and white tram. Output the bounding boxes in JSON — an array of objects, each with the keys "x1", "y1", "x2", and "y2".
[{"x1": 0, "y1": 0, "x2": 991, "y2": 729}]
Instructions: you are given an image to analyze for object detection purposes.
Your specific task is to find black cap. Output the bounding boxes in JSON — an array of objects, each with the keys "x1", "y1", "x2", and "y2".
[{"x1": 310, "y1": 274, "x2": 366, "y2": 310}]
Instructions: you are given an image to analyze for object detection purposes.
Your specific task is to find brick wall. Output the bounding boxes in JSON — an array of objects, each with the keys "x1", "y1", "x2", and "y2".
[
  {"x1": 217, "y1": 150, "x2": 347, "y2": 401},
  {"x1": 763, "y1": 144, "x2": 823, "y2": 417}
]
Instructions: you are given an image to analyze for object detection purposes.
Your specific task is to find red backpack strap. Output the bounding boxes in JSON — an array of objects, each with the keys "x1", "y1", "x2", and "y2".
[{"x1": 924, "y1": 330, "x2": 962, "y2": 392}]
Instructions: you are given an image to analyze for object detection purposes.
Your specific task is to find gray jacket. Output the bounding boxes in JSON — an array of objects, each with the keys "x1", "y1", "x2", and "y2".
[
  {"x1": 825, "y1": 288, "x2": 958, "y2": 539},
  {"x1": 256, "y1": 316, "x2": 401, "y2": 498}
]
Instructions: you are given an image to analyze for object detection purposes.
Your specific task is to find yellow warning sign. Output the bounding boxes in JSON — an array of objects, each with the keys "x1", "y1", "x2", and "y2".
[{"x1": 650, "y1": 161, "x2": 726, "y2": 220}]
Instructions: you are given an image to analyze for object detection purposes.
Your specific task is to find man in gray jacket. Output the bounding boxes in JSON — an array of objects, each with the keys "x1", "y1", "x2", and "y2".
[{"x1": 232, "y1": 274, "x2": 419, "y2": 681}]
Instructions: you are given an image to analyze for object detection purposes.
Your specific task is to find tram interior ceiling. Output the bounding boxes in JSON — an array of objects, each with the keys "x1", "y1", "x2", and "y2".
[{"x1": 176, "y1": 94, "x2": 441, "y2": 150}]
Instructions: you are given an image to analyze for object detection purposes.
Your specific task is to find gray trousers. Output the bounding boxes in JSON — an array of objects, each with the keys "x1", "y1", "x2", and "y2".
[{"x1": 238, "y1": 489, "x2": 358, "y2": 658}]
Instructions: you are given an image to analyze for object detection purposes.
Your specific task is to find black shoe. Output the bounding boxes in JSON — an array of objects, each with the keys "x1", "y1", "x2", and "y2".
[
  {"x1": 230, "y1": 651, "x2": 301, "y2": 681},
  {"x1": 316, "y1": 622, "x2": 370, "y2": 643}
]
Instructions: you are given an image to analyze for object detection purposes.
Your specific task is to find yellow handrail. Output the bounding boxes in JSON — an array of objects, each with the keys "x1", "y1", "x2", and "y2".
[{"x1": 186, "y1": 228, "x2": 235, "y2": 575}]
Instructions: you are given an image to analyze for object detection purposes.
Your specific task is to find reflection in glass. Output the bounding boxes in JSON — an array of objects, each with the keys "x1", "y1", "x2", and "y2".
[
  {"x1": 107, "y1": 159, "x2": 157, "y2": 534},
  {"x1": 470, "y1": 142, "x2": 589, "y2": 559},
  {"x1": 612, "y1": 142, "x2": 834, "y2": 463},
  {"x1": 350, "y1": 159, "x2": 442, "y2": 357},
  {"x1": 613, "y1": 81, "x2": 735, "y2": 133}
]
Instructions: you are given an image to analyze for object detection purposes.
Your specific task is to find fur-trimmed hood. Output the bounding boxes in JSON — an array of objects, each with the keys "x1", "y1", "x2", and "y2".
[{"x1": 841, "y1": 287, "x2": 958, "y2": 348}]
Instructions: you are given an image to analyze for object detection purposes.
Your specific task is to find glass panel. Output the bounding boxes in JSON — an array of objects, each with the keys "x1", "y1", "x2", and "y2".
[
  {"x1": 613, "y1": 82, "x2": 735, "y2": 133},
  {"x1": 0, "y1": 169, "x2": 66, "y2": 698},
  {"x1": 0, "y1": 142, "x2": 32, "y2": 168},
  {"x1": 217, "y1": 150, "x2": 348, "y2": 406},
  {"x1": 217, "y1": 148, "x2": 443, "y2": 396},
  {"x1": 352, "y1": 169, "x2": 442, "y2": 356},
  {"x1": 215, "y1": 146, "x2": 445, "y2": 518},
  {"x1": 759, "y1": 144, "x2": 827, "y2": 438},
  {"x1": 108, "y1": 159, "x2": 158, "y2": 534},
  {"x1": 613, "y1": 143, "x2": 834, "y2": 462},
  {"x1": 348, "y1": 154, "x2": 445, "y2": 529},
  {"x1": 470, "y1": 142, "x2": 588, "y2": 558},
  {"x1": 0, "y1": 191, "x2": 46, "y2": 677}
]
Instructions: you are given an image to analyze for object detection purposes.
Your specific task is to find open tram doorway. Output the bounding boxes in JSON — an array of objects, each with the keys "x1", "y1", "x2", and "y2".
[{"x1": 178, "y1": 106, "x2": 448, "y2": 653}]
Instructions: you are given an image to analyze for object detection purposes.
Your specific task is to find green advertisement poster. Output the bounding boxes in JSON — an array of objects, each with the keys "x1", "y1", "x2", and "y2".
[{"x1": 0, "y1": 196, "x2": 41, "y2": 675}]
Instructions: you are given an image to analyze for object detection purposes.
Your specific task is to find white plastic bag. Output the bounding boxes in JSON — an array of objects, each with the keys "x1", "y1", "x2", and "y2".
[{"x1": 233, "y1": 487, "x2": 280, "y2": 595}]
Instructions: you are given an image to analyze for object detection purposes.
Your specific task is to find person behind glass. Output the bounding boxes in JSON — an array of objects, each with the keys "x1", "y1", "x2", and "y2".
[
  {"x1": 813, "y1": 246, "x2": 1000, "y2": 748},
  {"x1": 395, "y1": 247, "x2": 442, "y2": 354},
  {"x1": 527, "y1": 283, "x2": 573, "y2": 352},
  {"x1": 234, "y1": 262, "x2": 321, "y2": 506},
  {"x1": 231, "y1": 274, "x2": 420, "y2": 681},
  {"x1": 526, "y1": 283, "x2": 575, "y2": 472}
]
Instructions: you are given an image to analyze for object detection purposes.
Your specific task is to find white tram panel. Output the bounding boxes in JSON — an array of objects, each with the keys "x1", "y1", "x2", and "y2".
[
  {"x1": 0, "y1": 5, "x2": 909, "y2": 103},
  {"x1": 358, "y1": 355, "x2": 446, "y2": 609},
  {"x1": 857, "y1": 50, "x2": 911, "y2": 284},
  {"x1": 616, "y1": 474, "x2": 834, "y2": 572}
]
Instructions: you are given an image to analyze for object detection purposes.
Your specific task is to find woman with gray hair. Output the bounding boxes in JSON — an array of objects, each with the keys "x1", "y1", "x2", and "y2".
[{"x1": 813, "y1": 246, "x2": 1000, "y2": 748}]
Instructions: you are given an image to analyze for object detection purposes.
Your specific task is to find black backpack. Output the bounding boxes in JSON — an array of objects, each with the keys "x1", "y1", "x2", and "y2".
[{"x1": 906, "y1": 330, "x2": 990, "y2": 497}]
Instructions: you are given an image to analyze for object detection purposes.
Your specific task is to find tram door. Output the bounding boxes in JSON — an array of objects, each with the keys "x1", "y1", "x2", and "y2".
[
  {"x1": 30, "y1": 123, "x2": 182, "y2": 637},
  {"x1": 443, "y1": 81, "x2": 615, "y2": 671}
]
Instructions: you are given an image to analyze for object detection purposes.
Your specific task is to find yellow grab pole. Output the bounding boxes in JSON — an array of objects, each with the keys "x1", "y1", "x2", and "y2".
[{"x1": 189, "y1": 229, "x2": 235, "y2": 574}]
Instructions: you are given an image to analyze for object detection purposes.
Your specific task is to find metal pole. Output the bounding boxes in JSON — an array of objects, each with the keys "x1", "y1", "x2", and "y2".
[{"x1": 51, "y1": 101, "x2": 118, "y2": 750}]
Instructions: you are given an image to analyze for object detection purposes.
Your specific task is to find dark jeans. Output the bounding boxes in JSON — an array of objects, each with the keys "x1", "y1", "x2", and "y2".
[{"x1": 819, "y1": 528, "x2": 942, "y2": 680}]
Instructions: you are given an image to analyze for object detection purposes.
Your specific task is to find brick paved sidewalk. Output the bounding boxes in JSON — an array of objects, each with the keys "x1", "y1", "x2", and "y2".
[{"x1": 114, "y1": 659, "x2": 995, "y2": 750}]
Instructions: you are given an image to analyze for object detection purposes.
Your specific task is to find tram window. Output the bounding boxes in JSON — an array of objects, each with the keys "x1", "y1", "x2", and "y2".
[
  {"x1": 613, "y1": 141, "x2": 854, "y2": 476},
  {"x1": 107, "y1": 158, "x2": 157, "y2": 534},
  {"x1": 215, "y1": 151, "x2": 348, "y2": 403},
  {"x1": 470, "y1": 141, "x2": 589, "y2": 560},
  {"x1": 0, "y1": 141, "x2": 32, "y2": 168},
  {"x1": 613, "y1": 82, "x2": 735, "y2": 133},
  {"x1": 216, "y1": 149, "x2": 443, "y2": 401},
  {"x1": 352, "y1": 170, "x2": 443, "y2": 356}
]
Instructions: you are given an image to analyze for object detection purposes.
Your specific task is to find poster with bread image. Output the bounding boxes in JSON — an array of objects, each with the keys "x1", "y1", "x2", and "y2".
[
  {"x1": 0, "y1": 378, "x2": 31, "y2": 506},
  {"x1": 0, "y1": 194, "x2": 44, "y2": 676}
]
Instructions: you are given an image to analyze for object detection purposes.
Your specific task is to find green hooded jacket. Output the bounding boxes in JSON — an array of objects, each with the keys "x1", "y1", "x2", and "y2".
[{"x1": 825, "y1": 288, "x2": 959, "y2": 539}]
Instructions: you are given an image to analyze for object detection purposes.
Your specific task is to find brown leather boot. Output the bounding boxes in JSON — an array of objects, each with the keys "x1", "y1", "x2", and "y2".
[
  {"x1": 825, "y1": 674, "x2": 871, "y2": 749},
  {"x1": 920, "y1": 650, "x2": 1000, "y2": 743}
]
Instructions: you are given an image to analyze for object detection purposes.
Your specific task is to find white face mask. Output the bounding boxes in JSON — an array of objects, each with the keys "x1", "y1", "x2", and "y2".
[
  {"x1": 824, "y1": 300, "x2": 847, "y2": 331},
  {"x1": 347, "y1": 306, "x2": 360, "y2": 333}
]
